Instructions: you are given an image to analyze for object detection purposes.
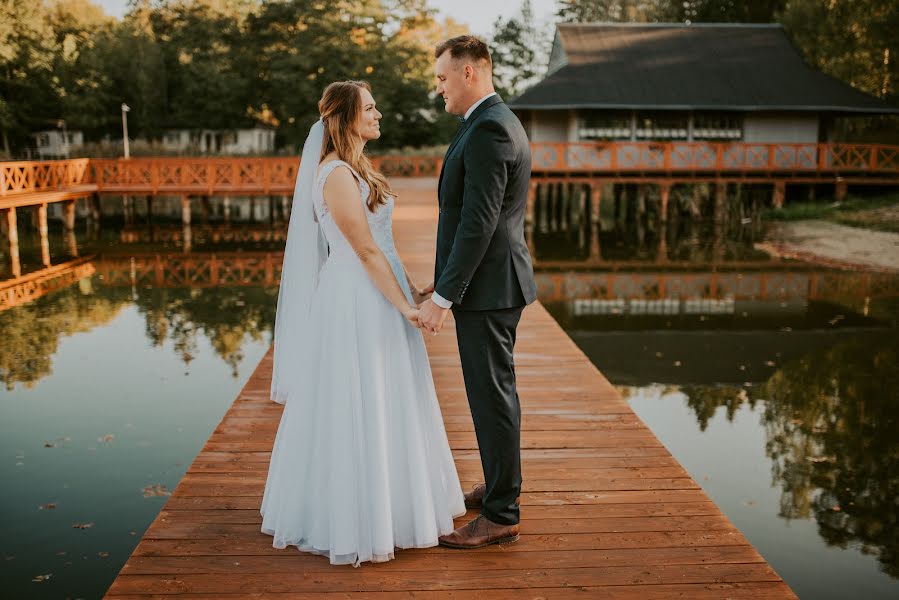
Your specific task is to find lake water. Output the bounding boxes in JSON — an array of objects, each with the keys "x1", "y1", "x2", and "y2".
[{"x1": 1, "y1": 207, "x2": 897, "y2": 598}]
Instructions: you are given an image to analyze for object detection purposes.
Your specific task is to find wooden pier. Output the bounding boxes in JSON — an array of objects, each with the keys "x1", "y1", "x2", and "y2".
[{"x1": 103, "y1": 178, "x2": 796, "y2": 598}]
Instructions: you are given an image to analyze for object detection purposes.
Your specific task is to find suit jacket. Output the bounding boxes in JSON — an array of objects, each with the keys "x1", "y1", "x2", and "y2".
[{"x1": 434, "y1": 94, "x2": 537, "y2": 312}]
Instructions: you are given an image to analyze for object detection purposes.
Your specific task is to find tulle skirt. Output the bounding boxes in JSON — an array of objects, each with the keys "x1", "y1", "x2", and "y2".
[{"x1": 260, "y1": 253, "x2": 466, "y2": 566}]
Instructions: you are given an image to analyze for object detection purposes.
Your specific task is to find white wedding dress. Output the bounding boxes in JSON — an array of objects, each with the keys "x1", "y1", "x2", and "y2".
[{"x1": 260, "y1": 159, "x2": 466, "y2": 566}]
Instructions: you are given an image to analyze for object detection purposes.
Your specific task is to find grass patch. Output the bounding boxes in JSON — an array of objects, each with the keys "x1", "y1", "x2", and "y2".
[{"x1": 763, "y1": 192, "x2": 899, "y2": 233}]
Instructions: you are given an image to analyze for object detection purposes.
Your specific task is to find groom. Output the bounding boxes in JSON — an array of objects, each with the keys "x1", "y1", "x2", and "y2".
[{"x1": 418, "y1": 35, "x2": 537, "y2": 549}]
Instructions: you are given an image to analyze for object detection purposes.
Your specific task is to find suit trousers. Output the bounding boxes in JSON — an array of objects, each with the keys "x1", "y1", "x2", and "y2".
[{"x1": 452, "y1": 305, "x2": 525, "y2": 526}]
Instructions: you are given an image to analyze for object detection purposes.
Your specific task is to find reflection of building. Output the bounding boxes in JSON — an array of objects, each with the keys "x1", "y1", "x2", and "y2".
[
  {"x1": 156, "y1": 125, "x2": 276, "y2": 154},
  {"x1": 31, "y1": 129, "x2": 84, "y2": 159},
  {"x1": 512, "y1": 23, "x2": 899, "y2": 144}
]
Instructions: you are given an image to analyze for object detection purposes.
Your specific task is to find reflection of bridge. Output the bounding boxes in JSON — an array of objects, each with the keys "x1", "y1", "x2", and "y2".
[
  {"x1": 533, "y1": 268, "x2": 899, "y2": 306},
  {"x1": 119, "y1": 224, "x2": 286, "y2": 244},
  {"x1": 0, "y1": 256, "x2": 95, "y2": 311},
  {"x1": 9, "y1": 249, "x2": 897, "y2": 310}
]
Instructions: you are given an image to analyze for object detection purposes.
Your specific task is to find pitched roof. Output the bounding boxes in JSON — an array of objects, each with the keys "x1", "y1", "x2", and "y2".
[{"x1": 510, "y1": 23, "x2": 899, "y2": 114}]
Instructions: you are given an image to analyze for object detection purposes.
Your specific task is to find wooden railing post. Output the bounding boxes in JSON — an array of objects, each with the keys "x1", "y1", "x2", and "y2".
[
  {"x1": 64, "y1": 199, "x2": 76, "y2": 230},
  {"x1": 835, "y1": 181, "x2": 848, "y2": 201},
  {"x1": 659, "y1": 182, "x2": 670, "y2": 222},
  {"x1": 773, "y1": 181, "x2": 786, "y2": 209},
  {"x1": 5, "y1": 207, "x2": 20, "y2": 278},
  {"x1": 589, "y1": 181, "x2": 602, "y2": 225},
  {"x1": 181, "y1": 194, "x2": 191, "y2": 226},
  {"x1": 38, "y1": 203, "x2": 50, "y2": 267},
  {"x1": 714, "y1": 181, "x2": 727, "y2": 222}
]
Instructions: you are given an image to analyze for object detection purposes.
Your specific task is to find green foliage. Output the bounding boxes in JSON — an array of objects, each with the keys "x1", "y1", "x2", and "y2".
[
  {"x1": 555, "y1": 0, "x2": 665, "y2": 23},
  {"x1": 764, "y1": 192, "x2": 899, "y2": 233},
  {"x1": 490, "y1": 0, "x2": 549, "y2": 100},
  {"x1": 0, "y1": 0, "x2": 465, "y2": 155}
]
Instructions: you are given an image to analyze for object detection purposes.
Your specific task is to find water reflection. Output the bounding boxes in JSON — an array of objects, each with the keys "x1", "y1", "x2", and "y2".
[
  {"x1": 527, "y1": 203, "x2": 899, "y2": 595},
  {"x1": 531, "y1": 182, "x2": 770, "y2": 265},
  {"x1": 2, "y1": 203, "x2": 898, "y2": 597},
  {"x1": 758, "y1": 333, "x2": 898, "y2": 577},
  {"x1": 0, "y1": 279, "x2": 277, "y2": 390}
]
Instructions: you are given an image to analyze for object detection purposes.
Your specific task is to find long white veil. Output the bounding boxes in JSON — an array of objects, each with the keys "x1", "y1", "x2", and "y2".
[{"x1": 270, "y1": 119, "x2": 327, "y2": 404}]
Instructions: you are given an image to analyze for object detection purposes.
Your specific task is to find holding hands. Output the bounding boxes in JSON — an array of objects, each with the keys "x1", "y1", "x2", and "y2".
[
  {"x1": 412, "y1": 281, "x2": 435, "y2": 305},
  {"x1": 418, "y1": 297, "x2": 449, "y2": 336},
  {"x1": 405, "y1": 280, "x2": 449, "y2": 336}
]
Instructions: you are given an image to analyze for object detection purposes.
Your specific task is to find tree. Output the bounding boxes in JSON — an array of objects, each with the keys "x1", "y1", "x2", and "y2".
[
  {"x1": 490, "y1": 0, "x2": 549, "y2": 100},
  {"x1": 555, "y1": 0, "x2": 663, "y2": 22}
]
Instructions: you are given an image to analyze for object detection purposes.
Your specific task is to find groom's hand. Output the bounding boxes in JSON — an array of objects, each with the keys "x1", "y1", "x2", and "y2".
[{"x1": 418, "y1": 298, "x2": 449, "y2": 335}]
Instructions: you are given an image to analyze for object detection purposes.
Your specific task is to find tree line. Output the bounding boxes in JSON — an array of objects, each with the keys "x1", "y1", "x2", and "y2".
[{"x1": 1, "y1": 0, "x2": 896, "y2": 157}]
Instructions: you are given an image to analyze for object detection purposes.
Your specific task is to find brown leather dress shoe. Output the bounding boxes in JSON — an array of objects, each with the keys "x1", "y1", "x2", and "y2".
[
  {"x1": 463, "y1": 483, "x2": 487, "y2": 508},
  {"x1": 438, "y1": 514, "x2": 520, "y2": 549}
]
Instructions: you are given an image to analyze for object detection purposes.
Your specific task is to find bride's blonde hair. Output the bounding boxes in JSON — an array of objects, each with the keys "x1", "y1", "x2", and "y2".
[{"x1": 318, "y1": 80, "x2": 395, "y2": 212}]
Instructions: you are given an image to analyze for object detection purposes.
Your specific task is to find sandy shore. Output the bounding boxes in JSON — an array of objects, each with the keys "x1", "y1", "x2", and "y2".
[{"x1": 756, "y1": 220, "x2": 899, "y2": 273}]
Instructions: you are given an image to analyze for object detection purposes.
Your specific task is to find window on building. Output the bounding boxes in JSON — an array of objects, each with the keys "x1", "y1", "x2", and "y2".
[
  {"x1": 693, "y1": 113, "x2": 743, "y2": 141},
  {"x1": 578, "y1": 111, "x2": 631, "y2": 141},
  {"x1": 37, "y1": 133, "x2": 51, "y2": 147},
  {"x1": 635, "y1": 112, "x2": 688, "y2": 140}
]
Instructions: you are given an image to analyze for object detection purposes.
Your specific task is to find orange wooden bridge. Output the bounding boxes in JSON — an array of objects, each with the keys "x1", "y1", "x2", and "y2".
[
  {"x1": 101, "y1": 178, "x2": 797, "y2": 599},
  {"x1": 3, "y1": 142, "x2": 899, "y2": 276}
]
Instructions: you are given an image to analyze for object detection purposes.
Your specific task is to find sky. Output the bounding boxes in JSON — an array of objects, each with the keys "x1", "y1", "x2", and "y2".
[{"x1": 92, "y1": 0, "x2": 559, "y2": 38}]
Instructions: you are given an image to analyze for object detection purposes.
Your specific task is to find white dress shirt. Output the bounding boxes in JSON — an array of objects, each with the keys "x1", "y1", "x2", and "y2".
[{"x1": 431, "y1": 92, "x2": 498, "y2": 309}]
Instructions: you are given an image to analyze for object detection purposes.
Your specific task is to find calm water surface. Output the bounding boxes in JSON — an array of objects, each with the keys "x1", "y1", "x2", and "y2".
[
  {"x1": 2, "y1": 220, "x2": 278, "y2": 599},
  {"x1": 2, "y1": 207, "x2": 898, "y2": 598},
  {"x1": 538, "y1": 213, "x2": 899, "y2": 599}
]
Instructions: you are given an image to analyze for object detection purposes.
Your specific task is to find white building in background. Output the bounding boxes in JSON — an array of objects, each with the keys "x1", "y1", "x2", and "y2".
[
  {"x1": 159, "y1": 124, "x2": 276, "y2": 154},
  {"x1": 31, "y1": 129, "x2": 84, "y2": 159}
]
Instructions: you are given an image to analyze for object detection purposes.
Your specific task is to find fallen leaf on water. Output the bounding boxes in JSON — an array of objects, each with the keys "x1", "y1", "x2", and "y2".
[
  {"x1": 43, "y1": 437, "x2": 71, "y2": 448},
  {"x1": 38, "y1": 503, "x2": 57, "y2": 510},
  {"x1": 828, "y1": 315, "x2": 845, "y2": 326},
  {"x1": 56, "y1": 551, "x2": 66, "y2": 556},
  {"x1": 142, "y1": 484, "x2": 172, "y2": 498},
  {"x1": 32, "y1": 574, "x2": 52, "y2": 582},
  {"x1": 98, "y1": 434, "x2": 115, "y2": 443},
  {"x1": 98, "y1": 551, "x2": 110, "y2": 558},
  {"x1": 72, "y1": 522, "x2": 94, "y2": 529},
  {"x1": 742, "y1": 500, "x2": 757, "y2": 507}
]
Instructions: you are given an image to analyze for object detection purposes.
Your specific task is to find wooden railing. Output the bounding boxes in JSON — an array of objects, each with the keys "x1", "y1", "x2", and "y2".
[
  {"x1": 1, "y1": 158, "x2": 93, "y2": 195},
  {"x1": 2, "y1": 143, "x2": 898, "y2": 197},
  {"x1": 530, "y1": 142, "x2": 899, "y2": 173}
]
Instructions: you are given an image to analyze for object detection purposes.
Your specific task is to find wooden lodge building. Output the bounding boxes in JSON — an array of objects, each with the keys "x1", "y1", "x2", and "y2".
[
  {"x1": 505, "y1": 22, "x2": 899, "y2": 229},
  {"x1": 511, "y1": 22, "x2": 899, "y2": 148}
]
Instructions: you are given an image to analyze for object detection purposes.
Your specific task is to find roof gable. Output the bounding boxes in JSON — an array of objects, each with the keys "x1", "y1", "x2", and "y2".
[{"x1": 511, "y1": 23, "x2": 899, "y2": 114}]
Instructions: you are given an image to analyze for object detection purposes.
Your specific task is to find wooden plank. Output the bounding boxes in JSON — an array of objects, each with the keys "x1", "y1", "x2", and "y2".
[
  {"x1": 103, "y1": 178, "x2": 796, "y2": 598},
  {"x1": 107, "y1": 581, "x2": 796, "y2": 600}
]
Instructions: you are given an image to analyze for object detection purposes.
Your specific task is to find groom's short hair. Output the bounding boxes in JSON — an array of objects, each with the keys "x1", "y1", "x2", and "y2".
[{"x1": 435, "y1": 35, "x2": 492, "y2": 71}]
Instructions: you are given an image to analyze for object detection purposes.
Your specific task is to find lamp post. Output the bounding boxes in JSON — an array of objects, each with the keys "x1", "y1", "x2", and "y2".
[
  {"x1": 57, "y1": 119, "x2": 69, "y2": 158},
  {"x1": 121, "y1": 103, "x2": 130, "y2": 159}
]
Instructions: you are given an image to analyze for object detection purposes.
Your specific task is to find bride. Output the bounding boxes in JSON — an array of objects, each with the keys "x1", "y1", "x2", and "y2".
[{"x1": 260, "y1": 80, "x2": 466, "y2": 567}]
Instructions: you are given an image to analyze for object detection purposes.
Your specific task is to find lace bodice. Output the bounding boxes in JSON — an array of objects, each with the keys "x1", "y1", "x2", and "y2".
[{"x1": 313, "y1": 160, "x2": 411, "y2": 303}]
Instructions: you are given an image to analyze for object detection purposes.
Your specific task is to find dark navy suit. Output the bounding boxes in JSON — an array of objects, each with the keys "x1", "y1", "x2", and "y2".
[{"x1": 434, "y1": 95, "x2": 537, "y2": 525}]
